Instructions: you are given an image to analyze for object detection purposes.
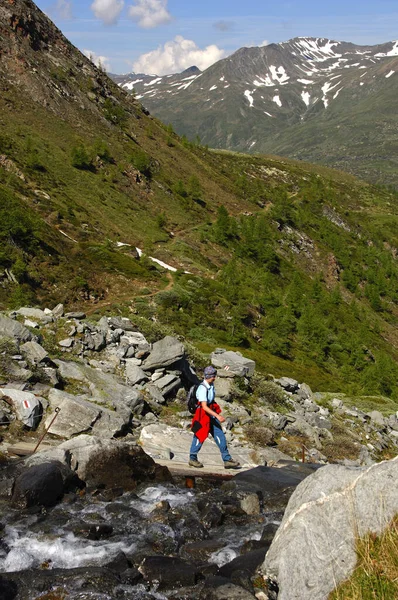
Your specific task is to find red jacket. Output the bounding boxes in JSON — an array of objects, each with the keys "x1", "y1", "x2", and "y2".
[{"x1": 191, "y1": 402, "x2": 222, "y2": 443}]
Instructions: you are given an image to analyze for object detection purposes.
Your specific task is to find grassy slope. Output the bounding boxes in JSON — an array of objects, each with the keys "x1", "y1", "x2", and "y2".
[{"x1": 2, "y1": 2, "x2": 398, "y2": 400}]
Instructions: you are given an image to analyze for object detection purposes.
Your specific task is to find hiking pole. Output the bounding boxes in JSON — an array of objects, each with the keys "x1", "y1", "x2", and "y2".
[{"x1": 33, "y1": 407, "x2": 61, "y2": 453}]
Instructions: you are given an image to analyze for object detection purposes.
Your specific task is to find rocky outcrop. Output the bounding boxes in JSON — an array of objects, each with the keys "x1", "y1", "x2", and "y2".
[
  {"x1": 0, "y1": 314, "x2": 35, "y2": 342},
  {"x1": 211, "y1": 349, "x2": 255, "y2": 377},
  {"x1": 143, "y1": 336, "x2": 185, "y2": 370},
  {"x1": 262, "y1": 456, "x2": 398, "y2": 600},
  {"x1": 1, "y1": 306, "x2": 398, "y2": 470}
]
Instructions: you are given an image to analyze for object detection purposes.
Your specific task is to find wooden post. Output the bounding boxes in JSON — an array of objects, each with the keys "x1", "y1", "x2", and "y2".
[{"x1": 33, "y1": 407, "x2": 61, "y2": 453}]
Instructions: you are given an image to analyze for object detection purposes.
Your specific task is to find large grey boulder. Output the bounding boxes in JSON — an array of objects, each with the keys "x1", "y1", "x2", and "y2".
[
  {"x1": 0, "y1": 314, "x2": 35, "y2": 342},
  {"x1": 153, "y1": 373, "x2": 181, "y2": 396},
  {"x1": 20, "y1": 341, "x2": 49, "y2": 365},
  {"x1": 0, "y1": 388, "x2": 43, "y2": 428},
  {"x1": 45, "y1": 389, "x2": 101, "y2": 438},
  {"x1": 262, "y1": 457, "x2": 398, "y2": 600},
  {"x1": 55, "y1": 360, "x2": 143, "y2": 413},
  {"x1": 91, "y1": 406, "x2": 131, "y2": 438},
  {"x1": 215, "y1": 377, "x2": 234, "y2": 400},
  {"x1": 275, "y1": 377, "x2": 299, "y2": 393},
  {"x1": 211, "y1": 350, "x2": 255, "y2": 377},
  {"x1": 125, "y1": 362, "x2": 148, "y2": 386},
  {"x1": 143, "y1": 336, "x2": 185, "y2": 370}
]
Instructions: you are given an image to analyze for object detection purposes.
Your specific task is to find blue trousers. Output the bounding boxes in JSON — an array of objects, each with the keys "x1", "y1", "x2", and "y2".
[{"x1": 189, "y1": 418, "x2": 232, "y2": 462}]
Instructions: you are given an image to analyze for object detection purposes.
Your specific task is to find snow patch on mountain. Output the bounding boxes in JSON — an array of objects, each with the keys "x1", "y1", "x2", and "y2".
[
  {"x1": 386, "y1": 70, "x2": 395, "y2": 78},
  {"x1": 244, "y1": 90, "x2": 254, "y2": 107},
  {"x1": 272, "y1": 95, "x2": 282, "y2": 107},
  {"x1": 301, "y1": 91, "x2": 310, "y2": 106},
  {"x1": 298, "y1": 79, "x2": 314, "y2": 84},
  {"x1": 253, "y1": 75, "x2": 275, "y2": 87},
  {"x1": 270, "y1": 65, "x2": 290, "y2": 84},
  {"x1": 291, "y1": 37, "x2": 342, "y2": 62},
  {"x1": 178, "y1": 79, "x2": 196, "y2": 90},
  {"x1": 122, "y1": 79, "x2": 143, "y2": 90},
  {"x1": 144, "y1": 78, "x2": 162, "y2": 86},
  {"x1": 375, "y1": 41, "x2": 398, "y2": 57}
]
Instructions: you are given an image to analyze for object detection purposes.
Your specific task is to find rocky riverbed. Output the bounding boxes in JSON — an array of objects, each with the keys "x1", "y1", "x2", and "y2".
[{"x1": 0, "y1": 304, "x2": 398, "y2": 599}]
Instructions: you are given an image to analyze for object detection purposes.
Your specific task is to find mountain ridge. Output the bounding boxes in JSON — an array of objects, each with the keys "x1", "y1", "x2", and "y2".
[{"x1": 113, "y1": 36, "x2": 398, "y2": 186}]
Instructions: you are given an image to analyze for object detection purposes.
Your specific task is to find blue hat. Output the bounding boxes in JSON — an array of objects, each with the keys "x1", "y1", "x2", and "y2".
[{"x1": 204, "y1": 365, "x2": 217, "y2": 378}]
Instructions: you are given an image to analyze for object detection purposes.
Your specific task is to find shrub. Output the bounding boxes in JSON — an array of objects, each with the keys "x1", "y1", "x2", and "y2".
[
  {"x1": 93, "y1": 139, "x2": 113, "y2": 163},
  {"x1": 130, "y1": 150, "x2": 151, "y2": 177},
  {"x1": 253, "y1": 379, "x2": 289, "y2": 409},
  {"x1": 103, "y1": 98, "x2": 127, "y2": 126},
  {"x1": 71, "y1": 145, "x2": 92, "y2": 170},
  {"x1": 245, "y1": 425, "x2": 276, "y2": 447}
]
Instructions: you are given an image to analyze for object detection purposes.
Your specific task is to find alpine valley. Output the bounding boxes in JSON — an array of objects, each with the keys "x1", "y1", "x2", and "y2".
[
  {"x1": 113, "y1": 37, "x2": 398, "y2": 187},
  {"x1": 1, "y1": 3, "x2": 398, "y2": 599},
  {"x1": 1, "y1": 1, "x2": 398, "y2": 397}
]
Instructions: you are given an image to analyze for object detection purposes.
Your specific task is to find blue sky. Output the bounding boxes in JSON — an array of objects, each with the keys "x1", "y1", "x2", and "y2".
[{"x1": 36, "y1": 1, "x2": 398, "y2": 74}]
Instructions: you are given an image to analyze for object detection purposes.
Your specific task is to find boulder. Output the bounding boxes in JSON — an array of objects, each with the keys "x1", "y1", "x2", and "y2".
[
  {"x1": 55, "y1": 360, "x2": 143, "y2": 413},
  {"x1": 20, "y1": 341, "x2": 49, "y2": 365},
  {"x1": 0, "y1": 389, "x2": 43, "y2": 429},
  {"x1": 15, "y1": 307, "x2": 50, "y2": 321},
  {"x1": 65, "y1": 312, "x2": 86, "y2": 320},
  {"x1": 143, "y1": 383, "x2": 167, "y2": 405},
  {"x1": 11, "y1": 460, "x2": 77, "y2": 508},
  {"x1": 143, "y1": 336, "x2": 185, "y2": 370},
  {"x1": 139, "y1": 556, "x2": 198, "y2": 590},
  {"x1": 367, "y1": 410, "x2": 386, "y2": 428},
  {"x1": 275, "y1": 377, "x2": 299, "y2": 393},
  {"x1": 125, "y1": 362, "x2": 148, "y2": 386},
  {"x1": 153, "y1": 373, "x2": 181, "y2": 396},
  {"x1": 45, "y1": 389, "x2": 101, "y2": 438},
  {"x1": 211, "y1": 350, "x2": 255, "y2": 377},
  {"x1": 215, "y1": 377, "x2": 234, "y2": 400},
  {"x1": 297, "y1": 383, "x2": 313, "y2": 401},
  {"x1": 140, "y1": 424, "x2": 259, "y2": 469},
  {"x1": 52, "y1": 303, "x2": 64, "y2": 318},
  {"x1": 0, "y1": 314, "x2": 35, "y2": 342},
  {"x1": 200, "y1": 581, "x2": 257, "y2": 599},
  {"x1": 85, "y1": 331, "x2": 106, "y2": 351},
  {"x1": 59, "y1": 338, "x2": 74, "y2": 348},
  {"x1": 108, "y1": 316, "x2": 136, "y2": 331},
  {"x1": 331, "y1": 398, "x2": 344, "y2": 410},
  {"x1": 262, "y1": 457, "x2": 398, "y2": 600},
  {"x1": 91, "y1": 406, "x2": 131, "y2": 438}
]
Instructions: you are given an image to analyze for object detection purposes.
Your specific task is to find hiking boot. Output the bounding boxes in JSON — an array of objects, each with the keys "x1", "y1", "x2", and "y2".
[
  {"x1": 224, "y1": 459, "x2": 241, "y2": 469},
  {"x1": 189, "y1": 459, "x2": 204, "y2": 468}
]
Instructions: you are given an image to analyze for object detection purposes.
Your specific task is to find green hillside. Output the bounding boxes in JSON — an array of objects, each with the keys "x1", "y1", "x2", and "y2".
[{"x1": 2, "y1": 1, "x2": 398, "y2": 400}]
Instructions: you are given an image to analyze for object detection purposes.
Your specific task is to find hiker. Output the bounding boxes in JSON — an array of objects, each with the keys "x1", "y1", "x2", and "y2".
[{"x1": 189, "y1": 365, "x2": 240, "y2": 469}]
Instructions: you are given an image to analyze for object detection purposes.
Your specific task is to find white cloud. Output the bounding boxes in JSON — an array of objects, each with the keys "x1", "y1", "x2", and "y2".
[
  {"x1": 133, "y1": 36, "x2": 226, "y2": 75},
  {"x1": 128, "y1": 0, "x2": 171, "y2": 29},
  {"x1": 50, "y1": 0, "x2": 73, "y2": 20},
  {"x1": 260, "y1": 40, "x2": 270, "y2": 47},
  {"x1": 84, "y1": 49, "x2": 111, "y2": 71},
  {"x1": 91, "y1": 0, "x2": 124, "y2": 26}
]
